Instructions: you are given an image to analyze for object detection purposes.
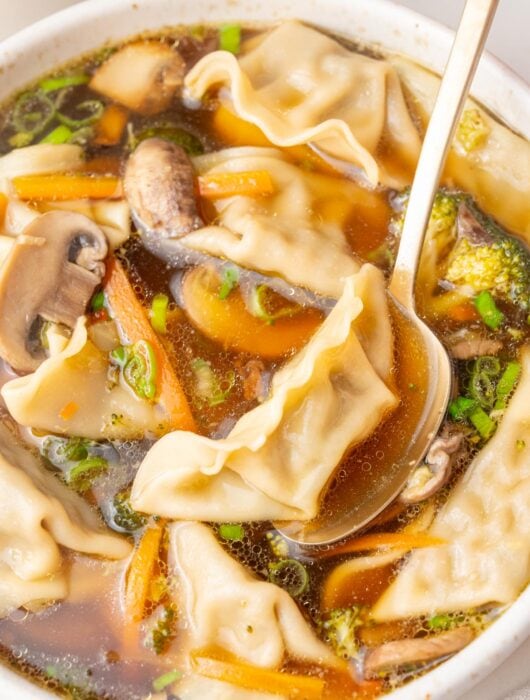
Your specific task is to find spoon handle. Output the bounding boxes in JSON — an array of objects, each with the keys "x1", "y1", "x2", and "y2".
[{"x1": 389, "y1": 0, "x2": 499, "y2": 310}]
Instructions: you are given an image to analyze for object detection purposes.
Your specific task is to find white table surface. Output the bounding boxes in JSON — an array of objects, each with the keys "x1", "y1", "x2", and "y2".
[{"x1": 0, "y1": 2, "x2": 529, "y2": 699}]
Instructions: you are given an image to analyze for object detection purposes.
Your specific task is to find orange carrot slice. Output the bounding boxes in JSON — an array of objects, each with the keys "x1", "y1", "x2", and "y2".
[
  {"x1": 58, "y1": 400, "x2": 79, "y2": 421},
  {"x1": 93, "y1": 104, "x2": 129, "y2": 146},
  {"x1": 181, "y1": 265, "x2": 323, "y2": 358},
  {"x1": 12, "y1": 174, "x2": 122, "y2": 201},
  {"x1": 448, "y1": 301, "x2": 479, "y2": 322},
  {"x1": 192, "y1": 650, "x2": 325, "y2": 699},
  {"x1": 314, "y1": 532, "x2": 446, "y2": 559},
  {"x1": 198, "y1": 170, "x2": 274, "y2": 200},
  {"x1": 105, "y1": 258, "x2": 196, "y2": 432},
  {"x1": 124, "y1": 522, "x2": 164, "y2": 622},
  {"x1": 0, "y1": 193, "x2": 7, "y2": 226}
]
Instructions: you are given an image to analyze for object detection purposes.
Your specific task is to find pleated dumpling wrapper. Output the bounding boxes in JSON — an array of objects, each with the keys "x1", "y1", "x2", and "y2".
[
  {"x1": 185, "y1": 147, "x2": 363, "y2": 299},
  {"x1": 131, "y1": 266, "x2": 398, "y2": 521},
  {"x1": 184, "y1": 21, "x2": 421, "y2": 188},
  {"x1": 373, "y1": 347, "x2": 530, "y2": 620},
  {"x1": 170, "y1": 522, "x2": 337, "y2": 670},
  {"x1": 0, "y1": 420, "x2": 130, "y2": 617}
]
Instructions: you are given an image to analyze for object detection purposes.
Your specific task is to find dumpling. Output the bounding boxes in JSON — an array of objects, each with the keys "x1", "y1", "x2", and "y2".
[
  {"x1": 0, "y1": 419, "x2": 130, "y2": 616},
  {"x1": 372, "y1": 347, "x2": 530, "y2": 620},
  {"x1": 131, "y1": 267, "x2": 398, "y2": 521},
  {"x1": 170, "y1": 522, "x2": 336, "y2": 668},
  {"x1": 184, "y1": 21, "x2": 421, "y2": 188},
  {"x1": 184, "y1": 146, "x2": 360, "y2": 299},
  {"x1": 391, "y1": 55, "x2": 530, "y2": 239},
  {"x1": 1, "y1": 318, "x2": 176, "y2": 440}
]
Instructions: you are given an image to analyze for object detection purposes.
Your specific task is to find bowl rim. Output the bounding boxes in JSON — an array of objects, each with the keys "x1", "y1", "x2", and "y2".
[{"x1": 0, "y1": 1, "x2": 529, "y2": 699}]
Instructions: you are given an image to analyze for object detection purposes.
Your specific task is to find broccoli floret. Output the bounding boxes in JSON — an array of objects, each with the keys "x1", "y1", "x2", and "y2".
[
  {"x1": 319, "y1": 607, "x2": 362, "y2": 659},
  {"x1": 456, "y1": 108, "x2": 490, "y2": 153},
  {"x1": 112, "y1": 489, "x2": 147, "y2": 533},
  {"x1": 444, "y1": 202, "x2": 530, "y2": 313}
]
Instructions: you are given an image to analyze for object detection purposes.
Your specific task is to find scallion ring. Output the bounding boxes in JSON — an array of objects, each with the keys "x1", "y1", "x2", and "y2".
[
  {"x1": 268, "y1": 558, "x2": 309, "y2": 597},
  {"x1": 11, "y1": 90, "x2": 56, "y2": 137},
  {"x1": 57, "y1": 99, "x2": 104, "y2": 129}
]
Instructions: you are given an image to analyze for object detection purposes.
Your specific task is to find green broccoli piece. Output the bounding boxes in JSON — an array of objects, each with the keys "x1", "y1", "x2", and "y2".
[
  {"x1": 112, "y1": 489, "x2": 147, "y2": 533},
  {"x1": 319, "y1": 607, "x2": 362, "y2": 659},
  {"x1": 147, "y1": 604, "x2": 177, "y2": 655},
  {"x1": 444, "y1": 202, "x2": 530, "y2": 313}
]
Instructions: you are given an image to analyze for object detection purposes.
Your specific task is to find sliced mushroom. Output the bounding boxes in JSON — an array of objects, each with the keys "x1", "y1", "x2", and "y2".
[
  {"x1": 124, "y1": 137, "x2": 204, "y2": 262},
  {"x1": 449, "y1": 334, "x2": 502, "y2": 360},
  {"x1": 364, "y1": 627, "x2": 474, "y2": 678},
  {"x1": 89, "y1": 42, "x2": 186, "y2": 115},
  {"x1": 0, "y1": 211, "x2": 108, "y2": 373},
  {"x1": 400, "y1": 430, "x2": 464, "y2": 504}
]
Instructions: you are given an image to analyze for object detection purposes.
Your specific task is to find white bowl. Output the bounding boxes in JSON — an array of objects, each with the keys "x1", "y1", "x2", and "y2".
[{"x1": 0, "y1": 1, "x2": 529, "y2": 698}]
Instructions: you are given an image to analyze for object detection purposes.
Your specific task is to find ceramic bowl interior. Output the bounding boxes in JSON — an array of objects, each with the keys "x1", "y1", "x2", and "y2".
[{"x1": 0, "y1": 1, "x2": 529, "y2": 698}]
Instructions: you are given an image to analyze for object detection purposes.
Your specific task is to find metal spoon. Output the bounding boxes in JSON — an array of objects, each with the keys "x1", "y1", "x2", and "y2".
[{"x1": 279, "y1": 0, "x2": 499, "y2": 545}]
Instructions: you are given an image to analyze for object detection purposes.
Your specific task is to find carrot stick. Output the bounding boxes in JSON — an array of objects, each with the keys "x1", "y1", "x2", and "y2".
[
  {"x1": 93, "y1": 104, "x2": 129, "y2": 146},
  {"x1": 314, "y1": 532, "x2": 446, "y2": 559},
  {"x1": 448, "y1": 302, "x2": 479, "y2": 322},
  {"x1": 198, "y1": 171, "x2": 274, "y2": 200},
  {"x1": 105, "y1": 258, "x2": 196, "y2": 433},
  {"x1": 12, "y1": 174, "x2": 122, "y2": 201},
  {"x1": 0, "y1": 193, "x2": 7, "y2": 226},
  {"x1": 192, "y1": 651, "x2": 325, "y2": 699},
  {"x1": 124, "y1": 522, "x2": 164, "y2": 622}
]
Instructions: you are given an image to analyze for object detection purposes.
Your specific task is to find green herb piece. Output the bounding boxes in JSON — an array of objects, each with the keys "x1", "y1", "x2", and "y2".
[
  {"x1": 456, "y1": 108, "x2": 490, "y2": 153},
  {"x1": 39, "y1": 74, "x2": 90, "y2": 93},
  {"x1": 91, "y1": 290, "x2": 105, "y2": 312},
  {"x1": 218, "y1": 266, "x2": 240, "y2": 300},
  {"x1": 149, "y1": 294, "x2": 169, "y2": 334},
  {"x1": 45, "y1": 665, "x2": 58, "y2": 678},
  {"x1": 135, "y1": 125, "x2": 203, "y2": 155},
  {"x1": 468, "y1": 355, "x2": 501, "y2": 410},
  {"x1": 494, "y1": 361, "x2": 521, "y2": 409},
  {"x1": 8, "y1": 131, "x2": 34, "y2": 148},
  {"x1": 40, "y1": 124, "x2": 73, "y2": 144},
  {"x1": 42, "y1": 436, "x2": 90, "y2": 465},
  {"x1": 516, "y1": 439, "x2": 526, "y2": 451},
  {"x1": 111, "y1": 341, "x2": 158, "y2": 400},
  {"x1": 474, "y1": 290, "x2": 504, "y2": 330},
  {"x1": 219, "y1": 24, "x2": 241, "y2": 54},
  {"x1": 112, "y1": 490, "x2": 146, "y2": 532},
  {"x1": 248, "y1": 285, "x2": 300, "y2": 325},
  {"x1": 427, "y1": 614, "x2": 453, "y2": 630},
  {"x1": 469, "y1": 406, "x2": 496, "y2": 440},
  {"x1": 219, "y1": 523, "x2": 245, "y2": 541},
  {"x1": 149, "y1": 605, "x2": 177, "y2": 655},
  {"x1": 152, "y1": 669, "x2": 182, "y2": 692},
  {"x1": 57, "y1": 99, "x2": 104, "y2": 129},
  {"x1": 268, "y1": 558, "x2": 308, "y2": 597},
  {"x1": 66, "y1": 456, "x2": 108, "y2": 493},
  {"x1": 191, "y1": 358, "x2": 235, "y2": 407},
  {"x1": 448, "y1": 396, "x2": 477, "y2": 421},
  {"x1": 11, "y1": 90, "x2": 56, "y2": 138}
]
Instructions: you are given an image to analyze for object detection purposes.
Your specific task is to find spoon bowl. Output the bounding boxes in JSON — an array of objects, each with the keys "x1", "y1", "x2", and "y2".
[{"x1": 279, "y1": 0, "x2": 498, "y2": 545}]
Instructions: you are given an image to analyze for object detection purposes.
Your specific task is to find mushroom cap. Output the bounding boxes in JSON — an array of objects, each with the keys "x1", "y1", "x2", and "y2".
[{"x1": 0, "y1": 210, "x2": 108, "y2": 373}]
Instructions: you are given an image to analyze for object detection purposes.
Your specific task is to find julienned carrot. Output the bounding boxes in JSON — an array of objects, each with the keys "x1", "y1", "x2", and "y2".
[
  {"x1": 198, "y1": 170, "x2": 275, "y2": 200},
  {"x1": 314, "y1": 532, "x2": 446, "y2": 559},
  {"x1": 124, "y1": 522, "x2": 164, "y2": 622},
  {"x1": 93, "y1": 104, "x2": 129, "y2": 146},
  {"x1": 448, "y1": 302, "x2": 479, "y2": 322},
  {"x1": 12, "y1": 174, "x2": 122, "y2": 201},
  {"x1": 0, "y1": 192, "x2": 7, "y2": 226},
  {"x1": 104, "y1": 258, "x2": 196, "y2": 433},
  {"x1": 58, "y1": 400, "x2": 79, "y2": 421},
  {"x1": 192, "y1": 651, "x2": 325, "y2": 699}
]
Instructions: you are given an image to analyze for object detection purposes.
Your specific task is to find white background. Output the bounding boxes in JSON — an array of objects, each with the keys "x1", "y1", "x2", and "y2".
[{"x1": 0, "y1": 1, "x2": 528, "y2": 699}]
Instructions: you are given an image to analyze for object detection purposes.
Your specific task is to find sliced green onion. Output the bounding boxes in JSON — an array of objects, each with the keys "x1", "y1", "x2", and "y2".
[
  {"x1": 91, "y1": 290, "x2": 106, "y2": 312},
  {"x1": 149, "y1": 294, "x2": 169, "y2": 334},
  {"x1": 248, "y1": 285, "x2": 300, "y2": 325},
  {"x1": 12, "y1": 90, "x2": 56, "y2": 136},
  {"x1": 68, "y1": 126, "x2": 94, "y2": 145},
  {"x1": 152, "y1": 669, "x2": 182, "y2": 693},
  {"x1": 219, "y1": 523, "x2": 245, "y2": 541},
  {"x1": 40, "y1": 124, "x2": 73, "y2": 145},
  {"x1": 427, "y1": 614, "x2": 453, "y2": 631},
  {"x1": 111, "y1": 341, "x2": 158, "y2": 400},
  {"x1": 110, "y1": 345, "x2": 128, "y2": 367},
  {"x1": 474, "y1": 291, "x2": 504, "y2": 330},
  {"x1": 191, "y1": 358, "x2": 235, "y2": 407},
  {"x1": 135, "y1": 126, "x2": 203, "y2": 155},
  {"x1": 66, "y1": 456, "x2": 108, "y2": 492},
  {"x1": 40, "y1": 74, "x2": 90, "y2": 93},
  {"x1": 494, "y1": 361, "x2": 521, "y2": 409},
  {"x1": 219, "y1": 266, "x2": 240, "y2": 300},
  {"x1": 57, "y1": 99, "x2": 104, "y2": 128},
  {"x1": 268, "y1": 558, "x2": 309, "y2": 597},
  {"x1": 448, "y1": 396, "x2": 477, "y2": 421},
  {"x1": 219, "y1": 24, "x2": 241, "y2": 54},
  {"x1": 469, "y1": 406, "x2": 496, "y2": 440}
]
